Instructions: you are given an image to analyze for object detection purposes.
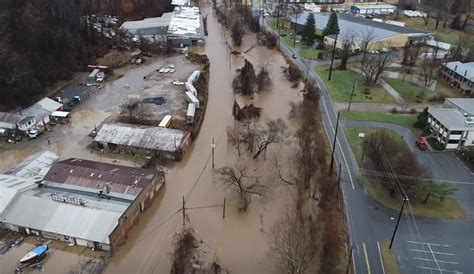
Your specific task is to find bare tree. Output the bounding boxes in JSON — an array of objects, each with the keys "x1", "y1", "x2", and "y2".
[
  {"x1": 270, "y1": 206, "x2": 322, "y2": 274},
  {"x1": 401, "y1": 42, "x2": 424, "y2": 79},
  {"x1": 360, "y1": 28, "x2": 375, "y2": 68},
  {"x1": 418, "y1": 59, "x2": 441, "y2": 87},
  {"x1": 231, "y1": 19, "x2": 244, "y2": 47},
  {"x1": 216, "y1": 165, "x2": 267, "y2": 211},
  {"x1": 338, "y1": 32, "x2": 355, "y2": 70},
  {"x1": 360, "y1": 50, "x2": 393, "y2": 85},
  {"x1": 253, "y1": 119, "x2": 286, "y2": 160}
]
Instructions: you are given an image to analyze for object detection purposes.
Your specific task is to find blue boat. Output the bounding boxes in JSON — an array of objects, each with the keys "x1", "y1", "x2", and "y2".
[{"x1": 19, "y1": 242, "x2": 49, "y2": 264}]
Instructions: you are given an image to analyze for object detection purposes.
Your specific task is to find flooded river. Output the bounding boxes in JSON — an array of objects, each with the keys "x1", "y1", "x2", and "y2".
[
  {"x1": 106, "y1": 3, "x2": 303, "y2": 273},
  {"x1": 0, "y1": 2, "x2": 303, "y2": 273}
]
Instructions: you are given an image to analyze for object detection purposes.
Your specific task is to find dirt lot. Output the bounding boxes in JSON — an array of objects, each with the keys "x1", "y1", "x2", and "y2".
[{"x1": 0, "y1": 237, "x2": 106, "y2": 274}]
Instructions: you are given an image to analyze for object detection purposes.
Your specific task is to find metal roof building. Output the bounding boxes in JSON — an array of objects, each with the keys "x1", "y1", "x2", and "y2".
[
  {"x1": 94, "y1": 123, "x2": 191, "y2": 160},
  {"x1": 290, "y1": 12, "x2": 429, "y2": 50},
  {"x1": 6, "y1": 151, "x2": 59, "y2": 180},
  {"x1": 0, "y1": 112, "x2": 22, "y2": 130},
  {"x1": 0, "y1": 158, "x2": 164, "y2": 250},
  {"x1": 120, "y1": 13, "x2": 173, "y2": 42}
]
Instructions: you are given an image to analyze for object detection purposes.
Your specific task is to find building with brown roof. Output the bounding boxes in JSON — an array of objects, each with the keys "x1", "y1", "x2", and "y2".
[{"x1": 0, "y1": 158, "x2": 165, "y2": 251}]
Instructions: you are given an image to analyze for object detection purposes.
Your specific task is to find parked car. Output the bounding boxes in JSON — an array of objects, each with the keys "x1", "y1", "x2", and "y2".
[
  {"x1": 27, "y1": 127, "x2": 44, "y2": 139},
  {"x1": 416, "y1": 137, "x2": 427, "y2": 150}
]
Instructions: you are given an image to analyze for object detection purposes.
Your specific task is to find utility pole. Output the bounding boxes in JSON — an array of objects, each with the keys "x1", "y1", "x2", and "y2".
[
  {"x1": 361, "y1": 141, "x2": 367, "y2": 163},
  {"x1": 337, "y1": 163, "x2": 342, "y2": 190},
  {"x1": 211, "y1": 137, "x2": 216, "y2": 169},
  {"x1": 328, "y1": 30, "x2": 340, "y2": 81},
  {"x1": 293, "y1": 9, "x2": 298, "y2": 47},
  {"x1": 389, "y1": 197, "x2": 408, "y2": 249},
  {"x1": 329, "y1": 111, "x2": 341, "y2": 173},
  {"x1": 182, "y1": 196, "x2": 186, "y2": 226},
  {"x1": 346, "y1": 245, "x2": 354, "y2": 274},
  {"x1": 347, "y1": 80, "x2": 357, "y2": 112},
  {"x1": 222, "y1": 197, "x2": 226, "y2": 219}
]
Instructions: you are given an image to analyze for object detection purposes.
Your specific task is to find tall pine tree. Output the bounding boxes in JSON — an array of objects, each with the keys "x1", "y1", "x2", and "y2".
[
  {"x1": 301, "y1": 13, "x2": 316, "y2": 46},
  {"x1": 322, "y1": 11, "x2": 339, "y2": 37}
]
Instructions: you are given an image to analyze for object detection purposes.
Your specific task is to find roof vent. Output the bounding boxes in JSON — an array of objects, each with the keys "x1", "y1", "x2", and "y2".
[
  {"x1": 464, "y1": 113, "x2": 468, "y2": 117},
  {"x1": 69, "y1": 169, "x2": 73, "y2": 174}
]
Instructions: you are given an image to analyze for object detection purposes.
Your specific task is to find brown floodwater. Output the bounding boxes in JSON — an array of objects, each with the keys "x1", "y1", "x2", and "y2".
[
  {"x1": 0, "y1": 2, "x2": 304, "y2": 273},
  {"x1": 105, "y1": 3, "x2": 304, "y2": 274}
]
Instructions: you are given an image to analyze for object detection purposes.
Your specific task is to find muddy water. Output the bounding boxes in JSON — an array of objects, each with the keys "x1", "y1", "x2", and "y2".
[{"x1": 105, "y1": 3, "x2": 303, "y2": 274}]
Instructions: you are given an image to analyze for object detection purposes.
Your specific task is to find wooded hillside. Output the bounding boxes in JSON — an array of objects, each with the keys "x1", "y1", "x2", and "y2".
[{"x1": 0, "y1": 0, "x2": 171, "y2": 109}]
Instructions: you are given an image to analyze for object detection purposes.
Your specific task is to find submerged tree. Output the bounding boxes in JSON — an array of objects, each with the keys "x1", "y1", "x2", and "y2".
[
  {"x1": 216, "y1": 164, "x2": 267, "y2": 211},
  {"x1": 233, "y1": 59, "x2": 258, "y2": 96}
]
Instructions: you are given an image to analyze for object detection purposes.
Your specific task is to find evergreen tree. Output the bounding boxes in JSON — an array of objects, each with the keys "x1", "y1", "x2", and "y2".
[
  {"x1": 301, "y1": 13, "x2": 316, "y2": 46},
  {"x1": 415, "y1": 107, "x2": 429, "y2": 132},
  {"x1": 322, "y1": 11, "x2": 339, "y2": 37}
]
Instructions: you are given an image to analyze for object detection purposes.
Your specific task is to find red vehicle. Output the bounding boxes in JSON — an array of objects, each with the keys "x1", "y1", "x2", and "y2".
[{"x1": 416, "y1": 137, "x2": 427, "y2": 150}]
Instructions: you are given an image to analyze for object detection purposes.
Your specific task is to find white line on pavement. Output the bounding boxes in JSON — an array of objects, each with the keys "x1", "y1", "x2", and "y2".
[
  {"x1": 363, "y1": 243, "x2": 372, "y2": 274},
  {"x1": 414, "y1": 257, "x2": 459, "y2": 265},
  {"x1": 410, "y1": 249, "x2": 455, "y2": 256},
  {"x1": 407, "y1": 241, "x2": 450, "y2": 248},
  {"x1": 416, "y1": 266, "x2": 463, "y2": 273},
  {"x1": 377, "y1": 241, "x2": 386, "y2": 274},
  {"x1": 427, "y1": 242, "x2": 443, "y2": 273}
]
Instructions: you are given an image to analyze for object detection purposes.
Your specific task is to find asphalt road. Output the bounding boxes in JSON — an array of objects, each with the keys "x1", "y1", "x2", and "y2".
[{"x1": 262, "y1": 19, "x2": 474, "y2": 274}]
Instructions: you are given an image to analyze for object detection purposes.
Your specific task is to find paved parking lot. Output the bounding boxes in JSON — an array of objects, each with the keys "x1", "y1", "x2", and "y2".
[{"x1": 407, "y1": 240, "x2": 463, "y2": 274}]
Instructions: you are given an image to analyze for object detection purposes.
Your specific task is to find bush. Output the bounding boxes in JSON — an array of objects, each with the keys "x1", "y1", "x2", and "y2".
[
  {"x1": 363, "y1": 87, "x2": 371, "y2": 95},
  {"x1": 316, "y1": 43, "x2": 325, "y2": 50},
  {"x1": 317, "y1": 52, "x2": 323, "y2": 59},
  {"x1": 410, "y1": 108, "x2": 418, "y2": 114},
  {"x1": 391, "y1": 107, "x2": 399, "y2": 114}
]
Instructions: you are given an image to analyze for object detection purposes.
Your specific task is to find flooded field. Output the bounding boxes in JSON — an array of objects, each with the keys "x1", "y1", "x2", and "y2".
[{"x1": 0, "y1": 55, "x2": 199, "y2": 172}]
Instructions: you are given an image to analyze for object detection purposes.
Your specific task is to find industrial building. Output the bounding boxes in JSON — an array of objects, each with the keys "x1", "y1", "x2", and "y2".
[
  {"x1": 438, "y1": 61, "x2": 474, "y2": 95},
  {"x1": 0, "y1": 158, "x2": 165, "y2": 251},
  {"x1": 350, "y1": 3, "x2": 396, "y2": 15},
  {"x1": 428, "y1": 98, "x2": 474, "y2": 149},
  {"x1": 94, "y1": 123, "x2": 191, "y2": 160},
  {"x1": 288, "y1": 12, "x2": 430, "y2": 51},
  {"x1": 120, "y1": 6, "x2": 204, "y2": 46}
]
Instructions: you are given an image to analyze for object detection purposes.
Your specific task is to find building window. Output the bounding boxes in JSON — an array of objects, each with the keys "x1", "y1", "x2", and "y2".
[
  {"x1": 448, "y1": 139, "x2": 459, "y2": 144},
  {"x1": 451, "y1": 130, "x2": 463, "y2": 135}
]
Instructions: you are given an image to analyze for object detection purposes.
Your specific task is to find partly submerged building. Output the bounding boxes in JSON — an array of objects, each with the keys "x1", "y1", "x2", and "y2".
[
  {"x1": 94, "y1": 123, "x2": 191, "y2": 160},
  {"x1": 0, "y1": 158, "x2": 165, "y2": 251},
  {"x1": 120, "y1": 6, "x2": 204, "y2": 46}
]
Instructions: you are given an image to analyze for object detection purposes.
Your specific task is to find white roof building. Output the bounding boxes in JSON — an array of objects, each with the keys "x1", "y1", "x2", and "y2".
[
  {"x1": 5, "y1": 151, "x2": 59, "y2": 180},
  {"x1": 0, "y1": 174, "x2": 36, "y2": 216}
]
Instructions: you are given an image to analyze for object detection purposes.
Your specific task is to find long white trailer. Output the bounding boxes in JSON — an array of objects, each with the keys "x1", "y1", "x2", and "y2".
[
  {"x1": 185, "y1": 92, "x2": 200, "y2": 109},
  {"x1": 186, "y1": 103, "x2": 196, "y2": 124}
]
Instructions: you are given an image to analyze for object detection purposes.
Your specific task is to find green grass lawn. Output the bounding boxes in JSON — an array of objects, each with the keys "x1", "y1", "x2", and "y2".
[
  {"x1": 340, "y1": 111, "x2": 421, "y2": 135},
  {"x1": 380, "y1": 240, "x2": 400, "y2": 274},
  {"x1": 402, "y1": 17, "x2": 461, "y2": 45},
  {"x1": 315, "y1": 66, "x2": 396, "y2": 104},
  {"x1": 299, "y1": 47, "x2": 322, "y2": 60},
  {"x1": 384, "y1": 77, "x2": 431, "y2": 104},
  {"x1": 344, "y1": 127, "x2": 465, "y2": 219}
]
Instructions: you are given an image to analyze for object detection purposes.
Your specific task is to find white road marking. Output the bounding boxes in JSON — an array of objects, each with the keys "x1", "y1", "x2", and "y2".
[
  {"x1": 363, "y1": 243, "x2": 371, "y2": 274},
  {"x1": 416, "y1": 266, "x2": 463, "y2": 273},
  {"x1": 377, "y1": 241, "x2": 386, "y2": 274},
  {"x1": 407, "y1": 240, "x2": 450, "y2": 248},
  {"x1": 410, "y1": 249, "x2": 454, "y2": 256},
  {"x1": 414, "y1": 257, "x2": 459, "y2": 265},
  {"x1": 427, "y1": 242, "x2": 443, "y2": 273}
]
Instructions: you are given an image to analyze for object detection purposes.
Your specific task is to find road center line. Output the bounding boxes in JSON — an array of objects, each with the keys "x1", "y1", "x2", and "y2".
[
  {"x1": 410, "y1": 249, "x2": 454, "y2": 256},
  {"x1": 363, "y1": 242, "x2": 371, "y2": 274},
  {"x1": 377, "y1": 241, "x2": 386, "y2": 274},
  {"x1": 416, "y1": 266, "x2": 463, "y2": 273},
  {"x1": 414, "y1": 257, "x2": 459, "y2": 265}
]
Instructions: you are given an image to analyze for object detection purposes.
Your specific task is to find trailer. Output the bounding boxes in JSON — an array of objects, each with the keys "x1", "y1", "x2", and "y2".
[
  {"x1": 88, "y1": 69, "x2": 100, "y2": 81},
  {"x1": 186, "y1": 103, "x2": 196, "y2": 124},
  {"x1": 187, "y1": 70, "x2": 200, "y2": 83},
  {"x1": 185, "y1": 82, "x2": 197, "y2": 97},
  {"x1": 185, "y1": 92, "x2": 200, "y2": 109},
  {"x1": 159, "y1": 115, "x2": 172, "y2": 128}
]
